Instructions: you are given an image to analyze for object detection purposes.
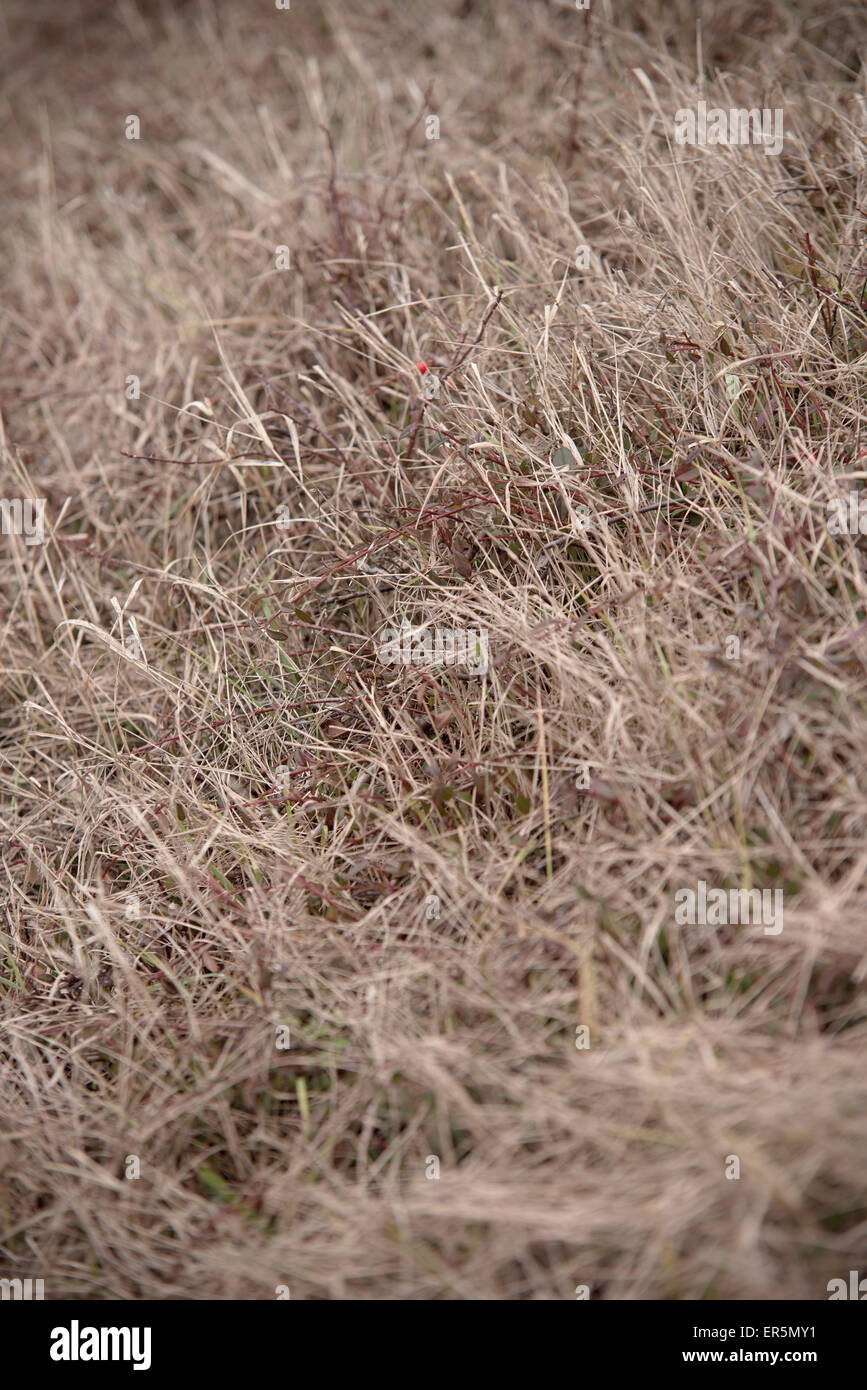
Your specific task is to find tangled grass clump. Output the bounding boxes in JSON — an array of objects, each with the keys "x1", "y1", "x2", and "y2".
[{"x1": 1, "y1": 0, "x2": 866, "y2": 1299}]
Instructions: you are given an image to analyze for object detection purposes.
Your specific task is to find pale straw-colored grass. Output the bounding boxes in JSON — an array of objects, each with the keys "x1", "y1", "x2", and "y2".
[{"x1": 1, "y1": 0, "x2": 865, "y2": 1298}]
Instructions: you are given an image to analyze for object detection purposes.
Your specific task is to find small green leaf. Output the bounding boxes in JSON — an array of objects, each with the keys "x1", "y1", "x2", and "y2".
[{"x1": 196, "y1": 1164, "x2": 236, "y2": 1204}]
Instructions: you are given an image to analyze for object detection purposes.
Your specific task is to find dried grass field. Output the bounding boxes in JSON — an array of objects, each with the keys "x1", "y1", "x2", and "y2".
[{"x1": 1, "y1": 0, "x2": 866, "y2": 1300}]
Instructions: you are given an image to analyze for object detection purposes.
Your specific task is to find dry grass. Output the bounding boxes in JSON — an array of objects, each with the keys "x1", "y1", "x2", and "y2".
[{"x1": 1, "y1": 0, "x2": 866, "y2": 1300}]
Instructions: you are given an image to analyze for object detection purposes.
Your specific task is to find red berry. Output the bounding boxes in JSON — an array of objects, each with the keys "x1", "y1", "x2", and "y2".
[{"x1": 416, "y1": 361, "x2": 427, "y2": 374}]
